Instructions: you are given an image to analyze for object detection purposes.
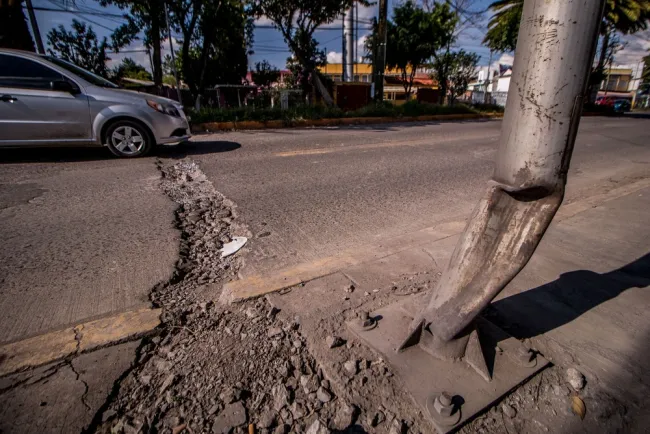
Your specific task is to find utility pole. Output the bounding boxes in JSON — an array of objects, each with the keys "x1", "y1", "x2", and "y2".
[
  {"x1": 24, "y1": 0, "x2": 44, "y2": 54},
  {"x1": 355, "y1": 1, "x2": 359, "y2": 80},
  {"x1": 373, "y1": 0, "x2": 388, "y2": 101},
  {"x1": 164, "y1": 2, "x2": 182, "y2": 104},
  {"x1": 632, "y1": 59, "x2": 643, "y2": 108},
  {"x1": 484, "y1": 50, "x2": 493, "y2": 104},
  {"x1": 407, "y1": 0, "x2": 606, "y2": 346},
  {"x1": 350, "y1": 1, "x2": 607, "y2": 431},
  {"x1": 342, "y1": 7, "x2": 354, "y2": 82}
]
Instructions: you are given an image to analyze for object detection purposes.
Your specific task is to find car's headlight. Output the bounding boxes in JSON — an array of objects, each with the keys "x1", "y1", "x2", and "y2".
[{"x1": 147, "y1": 100, "x2": 181, "y2": 117}]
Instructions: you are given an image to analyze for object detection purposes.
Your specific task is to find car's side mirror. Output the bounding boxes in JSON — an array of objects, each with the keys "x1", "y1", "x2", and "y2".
[{"x1": 51, "y1": 80, "x2": 80, "y2": 94}]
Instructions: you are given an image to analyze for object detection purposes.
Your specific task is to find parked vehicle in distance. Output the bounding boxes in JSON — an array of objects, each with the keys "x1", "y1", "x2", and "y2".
[
  {"x1": 595, "y1": 96, "x2": 618, "y2": 106},
  {"x1": 613, "y1": 99, "x2": 631, "y2": 113},
  {"x1": 0, "y1": 49, "x2": 190, "y2": 157}
]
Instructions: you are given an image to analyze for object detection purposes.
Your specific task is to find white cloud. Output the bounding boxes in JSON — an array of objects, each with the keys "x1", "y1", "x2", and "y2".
[
  {"x1": 254, "y1": 16, "x2": 275, "y2": 27},
  {"x1": 615, "y1": 31, "x2": 650, "y2": 66},
  {"x1": 327, "y1": 51, "x2": 342, "y2": 63},
  {"x1": 326, "y1": 34, "x2": 368, "y2": 64},
  {"x1": 494, "y1": 53, "x2": 514, "y2": 68},
  {"x1": 356, "y1": 4, "x2": 376, "y2": 22}
]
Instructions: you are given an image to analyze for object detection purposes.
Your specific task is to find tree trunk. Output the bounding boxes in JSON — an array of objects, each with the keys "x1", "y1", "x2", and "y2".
[
  {"x1": 0, "y1": 0, "x2": 35, "y2": 51},
  {"x1": 150, "y1": 8, "x2": 163, "y2": 87},
  {"x1": 597, "y1": 28, "x2": 610, "y2": 72},
  {"x1": 588, "y1": 27, "x2": 610, "y2": 103},
  {"x1": 312, "y1": 73, "x2": 334, "y2": 107}
]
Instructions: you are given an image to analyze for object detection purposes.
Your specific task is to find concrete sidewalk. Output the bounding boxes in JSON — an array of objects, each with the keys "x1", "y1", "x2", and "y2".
[{"x1": 267, "y1": 179, "x2": 650, "y2": 432}]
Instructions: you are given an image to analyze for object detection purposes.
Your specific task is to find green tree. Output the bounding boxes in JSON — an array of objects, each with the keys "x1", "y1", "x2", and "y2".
[
  {"x1": 169, "y1": 0, "x2": 252, "y2": 108},
  {"x1": 0, "y1": 0, "x2": 35, "y2": 51},
  {"x1": 112, "y1": 57, "x2": 153, "y2": 81},
  {"x1": 252, "y1": 60, "x2": 281, "y2": 88},
  {"x1": 99, "y1": 0, "x2": 165, "y2": 86},
  {"x1": 162, "y1": 53, "x2": 182, "y2": 86},
  {"x1": 482, "y1": 0, "x2": 520, "y2": 53},
  {"x1": 427, "y1": 2, "x2": 460, "y2": 104},
  {"x1": 483, "y1": 0, "x2": 650, "y2": 53},
  {"x1": 484, "y1": 0, "x2": 650, "y2": 102},
  {"x1": 47, "y1": 20, "x2": 111, "y2": 77},
  {"x1": 365, "y1": 1, "x2": 457, "y2": 99},
  {"x1": 446, "y1": 50, "x2": 480, "y2": 104},
  {"x1": 250, "y1": 0, "x2": 365, "y2": 105}
]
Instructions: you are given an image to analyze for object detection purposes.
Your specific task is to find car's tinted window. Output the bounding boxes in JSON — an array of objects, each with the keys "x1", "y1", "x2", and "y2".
[{"x1": 0, "y1": 54, "x2": 63, "y2": 90}]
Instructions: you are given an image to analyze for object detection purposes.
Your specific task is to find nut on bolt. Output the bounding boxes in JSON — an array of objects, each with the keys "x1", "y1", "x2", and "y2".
[
  {"x1": 433, "y1": 392, "x2": 454, "y2": 417},
  {"x1": 427, "y1": 391, "x2": 462, "y2": 426},
  {"x1": 359, "y1": 311, "x2": 377, "y2": 331}
]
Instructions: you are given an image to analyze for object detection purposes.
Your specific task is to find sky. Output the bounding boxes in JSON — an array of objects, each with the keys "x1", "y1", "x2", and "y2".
[{"x1": 30, "y1": 0, "x2": 650, "y2": 74}]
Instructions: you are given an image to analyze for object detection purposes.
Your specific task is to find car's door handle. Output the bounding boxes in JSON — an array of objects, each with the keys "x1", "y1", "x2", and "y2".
[{"x1": 1, "y1": 95, "x2": 18, "y2": 103}]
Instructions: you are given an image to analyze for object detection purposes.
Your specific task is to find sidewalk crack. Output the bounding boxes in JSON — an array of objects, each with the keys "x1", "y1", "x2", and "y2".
[{"x1": 68, "y1": 360, "x2": 91, "y2": 412}]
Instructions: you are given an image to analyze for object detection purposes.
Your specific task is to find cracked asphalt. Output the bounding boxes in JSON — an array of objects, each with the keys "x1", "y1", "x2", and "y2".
[
  {"x1": 0, "y1": 115, "x2": 649, "y2": 433},
  {"x1": 2, "y1": 117, "x2": 649, "y2": 343}
]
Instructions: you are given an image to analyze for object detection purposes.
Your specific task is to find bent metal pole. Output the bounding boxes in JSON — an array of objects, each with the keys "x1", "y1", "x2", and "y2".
[{"x1": 408, "y1": 0, "x2": 606, "y2": 344}]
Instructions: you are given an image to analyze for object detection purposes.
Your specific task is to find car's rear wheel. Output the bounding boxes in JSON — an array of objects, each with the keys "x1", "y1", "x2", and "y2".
[{"x1": 105, "y1": 120, "x2": 153, "y2": 158}]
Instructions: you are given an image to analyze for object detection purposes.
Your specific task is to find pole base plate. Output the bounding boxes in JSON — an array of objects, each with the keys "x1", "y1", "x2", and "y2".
[{"x1": 347, "y1": 296, "x2": 549, "y2": 433}]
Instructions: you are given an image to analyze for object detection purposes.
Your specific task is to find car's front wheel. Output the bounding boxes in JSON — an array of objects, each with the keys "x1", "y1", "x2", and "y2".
[{"x1": 105, "y1": 120, "x2": 153, "y2": 158}]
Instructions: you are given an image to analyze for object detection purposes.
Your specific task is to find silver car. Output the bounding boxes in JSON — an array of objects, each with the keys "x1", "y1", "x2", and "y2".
[{"x1": 0, "y1": 49, "x2": 190, "y2": 157}]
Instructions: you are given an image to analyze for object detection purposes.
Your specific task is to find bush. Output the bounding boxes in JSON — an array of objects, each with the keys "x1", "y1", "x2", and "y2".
[
  {"x1": 349, "y1": 101, "x2": 399, "y2": 118},
  {"x1": 471, "y1": 103, "x2": 505, "y2": 113},
  {"x1": 190, "y1": 99, "x2": 487, "y2": 124}
]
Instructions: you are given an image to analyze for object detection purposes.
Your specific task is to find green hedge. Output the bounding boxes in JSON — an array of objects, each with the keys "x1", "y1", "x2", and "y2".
[
  {"x1": 189, "y1": 101, "x2": 494, "y2": 124},
  {"x1": 470, "y1": 103, "x2": 505, "y2": 113}
]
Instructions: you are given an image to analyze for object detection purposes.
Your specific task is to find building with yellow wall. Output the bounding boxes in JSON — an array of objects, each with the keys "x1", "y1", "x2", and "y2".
[{"x1": 318, "y1": 63, "x2": 438, "y2": 103}]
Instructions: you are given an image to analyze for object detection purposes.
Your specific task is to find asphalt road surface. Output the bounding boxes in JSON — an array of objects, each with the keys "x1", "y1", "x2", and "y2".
[
  {"x1": 1, "y1": 116, "x2": 649, "y2": 343},
  {"x1": 190, "y1": 117, "x2": 650, "y2": 276}
]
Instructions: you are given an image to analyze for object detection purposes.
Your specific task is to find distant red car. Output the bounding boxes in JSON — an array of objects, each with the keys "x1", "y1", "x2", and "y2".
[{"x1": 596, "y1": 96, "x2": 618, "y2": 106}]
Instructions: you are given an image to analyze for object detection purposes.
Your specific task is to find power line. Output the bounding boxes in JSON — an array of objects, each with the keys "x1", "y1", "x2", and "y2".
[
  {"x1": 254, "y1": 25, "x2": 372, "y2": 31},
  {"x1": 31, "y1": 8, "x2": 371, "y2": 32},
  {"x1": 43, "y1": 0, "x2": 115, "y2": 31},
  {"x1": 27, "y1": 4, "x2": 128, "y2": 18},
  {"x1": 107, "y1": 49, "x2": 149, "y2": 54}
]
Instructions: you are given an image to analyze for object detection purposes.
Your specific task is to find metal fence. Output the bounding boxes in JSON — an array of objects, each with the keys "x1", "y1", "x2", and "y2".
[
  {"x1": 148, "y1": 86, "x2": 308, "y2": 111},
  {"x1": 471, "y1": 91, "x2": 509, "y2": 107}
]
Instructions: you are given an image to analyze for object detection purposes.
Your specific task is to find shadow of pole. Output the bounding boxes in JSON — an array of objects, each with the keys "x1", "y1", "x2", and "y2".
[
  {"x1": 484, "y1": 252, "x2": 650, "y2": 429},
  {"x1": 487, "y1": 252, "x2": 650, "y2": 340}
]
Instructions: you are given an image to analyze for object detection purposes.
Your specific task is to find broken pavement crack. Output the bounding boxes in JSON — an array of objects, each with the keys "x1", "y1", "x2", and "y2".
[
  {"x1": 0, "y1": 361, "x2": 67, "y2": 394},
  {"x1": 67, "y1": 360, "x2": 92, "y2": 412}
]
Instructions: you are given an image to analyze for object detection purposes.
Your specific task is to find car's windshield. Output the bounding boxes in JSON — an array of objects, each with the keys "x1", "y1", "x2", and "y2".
[{"x1": 44, "y1": 56, "x2": 119, "y2": 88}]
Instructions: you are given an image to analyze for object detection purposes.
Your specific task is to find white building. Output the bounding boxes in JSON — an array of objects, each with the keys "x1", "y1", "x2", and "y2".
[
  {"x1": 470, "y1": 64, "x2": 513, "y2": 106},
  {"x1": 470, "y1": 66, "x2": 500, "y2": 92},
  {"x1": 496, "y1": 68, "x2": 513, "y2": 93}
]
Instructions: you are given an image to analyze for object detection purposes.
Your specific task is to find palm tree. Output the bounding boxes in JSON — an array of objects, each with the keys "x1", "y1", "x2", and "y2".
[
  {"x1": 483, "y1": 0, "x2": 650, "y2": 55},
  {"x1": 483, "y1": 0, "x2": 521, "y2": 53},
  {"x1": 483, "y1": 0, "x2": 650, "y2": 101}
]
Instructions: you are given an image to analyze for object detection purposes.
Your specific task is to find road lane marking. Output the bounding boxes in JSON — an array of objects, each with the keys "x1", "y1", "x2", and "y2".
[
  {"x1": 0, "y1": 307, "x2": 161, "y2": 376},
  {"x1": 273, "y1": 133, "x2": 497, "y2": 158}
]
